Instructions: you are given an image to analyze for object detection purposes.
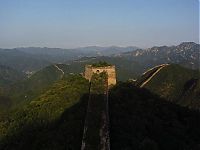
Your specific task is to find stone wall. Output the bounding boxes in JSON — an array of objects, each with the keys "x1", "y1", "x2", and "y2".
[{"x1": 84, "y1": 65, "x2": 116, "y2": 86}]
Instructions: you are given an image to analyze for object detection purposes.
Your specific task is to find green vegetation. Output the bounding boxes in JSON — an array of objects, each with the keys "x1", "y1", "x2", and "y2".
[
  {"x1": 91, "y1": 61, "x2": 112, "y2": 67},
  {"x1": 109, "y1": 82, "x2": 200, "y2": 150},
  {"x1": 0, "y1": 75, "x2": 89, "y2": 150},
  {"x1": 0, "y1": 62, "x2": 200, "y2": 150},
  {"x1": 90, "y1": 72, "x2": 108, "y2": 94},
  {"x1": 0, "y1": 96, "x2": 12, "y2": 113},
  {"x1": 0, "y1": 65, "x2": 26, "y2": 113},
  {"x1": 137, "y1": 64, "x2": 200, "y2": 109},
  {"x1": 5, "y1": 64, "x2": 69, "y2": 108},
  {"x1": 0, "y1": 65, "x2": 25, "y2": 88}
]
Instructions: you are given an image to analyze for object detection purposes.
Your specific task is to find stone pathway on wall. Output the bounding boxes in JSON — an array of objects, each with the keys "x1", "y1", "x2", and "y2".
[{"x1": 81, "y1": 73, "x2": 110, "y2": 150}]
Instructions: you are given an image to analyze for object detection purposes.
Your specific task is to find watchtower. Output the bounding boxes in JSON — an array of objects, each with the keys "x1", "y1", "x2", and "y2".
[{"x1": 84, "y1": 64, "x2": 116, "y2": 86}]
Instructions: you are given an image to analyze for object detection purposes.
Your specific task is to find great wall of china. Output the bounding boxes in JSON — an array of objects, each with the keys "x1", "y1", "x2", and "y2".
[
  {"x1": 81, "y1": 65, "x2": 116, "y2": 150},
  {"x1": 81, "y1": 63, "x2": 169, "y2": 150}
]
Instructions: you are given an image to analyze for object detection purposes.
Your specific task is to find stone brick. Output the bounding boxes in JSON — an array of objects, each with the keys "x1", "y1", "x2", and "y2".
[{"x1": 84, "y1": 65, "x2": 116, "y2": 86}]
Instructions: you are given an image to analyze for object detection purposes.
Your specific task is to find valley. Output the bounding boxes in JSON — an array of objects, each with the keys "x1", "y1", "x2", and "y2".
[
  {"x1": 0, "y1": 0, "x2": 198, "y2": 149},
  {"x1": 0, "y1": 42, "x2": 199, "y2": 150}
]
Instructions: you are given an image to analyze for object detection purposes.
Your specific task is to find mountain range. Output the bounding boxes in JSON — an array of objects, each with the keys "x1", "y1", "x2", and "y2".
[
  {"x1": 0, "y1": 42, "x2": 199, "y2": 150},
  {"x1": 0, "y1": 42, "x2": 198, "y2": 75},
  {"x1": 116, "y1": 42, "x2": 199, "y2": 69},
  {"x1": 0, "y1": 46, "x2": 138, "y2": 73},
  {"x1": 0, "y1": 66, "x2": 200, "y2": 150}
]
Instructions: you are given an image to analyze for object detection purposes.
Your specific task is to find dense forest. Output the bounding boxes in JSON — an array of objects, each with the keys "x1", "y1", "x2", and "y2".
[
  {"x1": 109, "y1": 82, "x2": 200, "y2": 150},
  {"x1": 0, "y1": 74, "x2": 200, "y2": 150},
  {"x1": 136, "y1": 64, "x2": 200, "y2": 110},
  {"x1": 0, "y1": 75, "x2": 89, "y2": 150},
  {"x1": 0, "y1": 42, "x2": 199, "y2": 149}
]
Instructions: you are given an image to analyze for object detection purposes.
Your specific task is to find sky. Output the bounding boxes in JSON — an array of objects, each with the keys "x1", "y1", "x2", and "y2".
[{"x1": 0, "y1": 0, "x2": 199, "y2": 48}]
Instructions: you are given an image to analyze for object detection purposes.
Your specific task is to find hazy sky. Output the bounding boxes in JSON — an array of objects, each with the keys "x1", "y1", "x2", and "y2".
[{"x1": 0, "y1": 0, "x2": 199, "y2": 48}]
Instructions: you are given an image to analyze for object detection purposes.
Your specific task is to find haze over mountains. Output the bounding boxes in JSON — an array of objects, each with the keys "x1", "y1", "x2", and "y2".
[
  {"x1": 0, "y1": 46, "x2": 138, "y2": 72},
  {"x1": 0, "y1": 42, "x2": 198, "y2": 77}
]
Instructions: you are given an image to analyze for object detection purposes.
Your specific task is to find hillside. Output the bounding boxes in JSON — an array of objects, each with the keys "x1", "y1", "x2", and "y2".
[
  {"x1": 0, "y1": 65, "x2": 25, "y2": 112},
  {"x1": 109, "y1": 82, "x2": 200, "y2": 150},
  {"x1": 0, "y1": 49, "x2": 50, "y2": 72},
  {"x1": 136, "y1": 64, "x2": 200, "y2": 109},
  {"x1": 0, "y1": 96, "x2": 12, "y2": 113},
  {"x1": 0, "y1": 42, "x2": 198, "y2": 79},
  {"x1": 117, "y1": 42, "x2": 199, "y2": 70},
  {"x1": 0, "y1": 75, "x2": 89, "y2": 150},
  {"x1": 5, "y1": 64, "x2": 69, "y2": 107},
  {"x1": 0, "y1": 65, "x2": 25, "y2": 88},
  {"x1": 0, "y1": 46, "x2": 138, "y2": 73},
  {"x1": 1, "y1": 76, "x2": 200, "y2": 150},
  {"x1": 64, "y1": 42, "x2": 199, "y2": 81}
]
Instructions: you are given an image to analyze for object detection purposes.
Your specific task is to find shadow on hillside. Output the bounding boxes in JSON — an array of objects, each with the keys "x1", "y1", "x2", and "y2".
[
  {"x1": 1, "y1": 83, "x2": 200, "y2": 150},
  {"x1": 0, "y1": 94, "x2": 89, "y2": 150},
  {"x1": 109, "y1": 82, "x2": 200, "y2": 150}
]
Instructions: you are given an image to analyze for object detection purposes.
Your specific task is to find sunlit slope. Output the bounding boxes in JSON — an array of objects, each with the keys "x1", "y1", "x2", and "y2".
[
  {"x1": 8, "y1": 64, "x2": 69, "y2": 106},
  {"x1": 136, "y1": 64, "x2": 200, "y2": 109},
  {"x1": 0, "y1": 75, "x2": 89, "y2": 150},
  {"x1": 1, "y1": 74, "x2": 200, "y2": 149}
]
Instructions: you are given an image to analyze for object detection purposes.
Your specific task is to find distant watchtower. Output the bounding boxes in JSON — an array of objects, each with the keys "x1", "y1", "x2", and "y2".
[{"x1": 84, "y1": 62, "x2": 116, "y2": 86}]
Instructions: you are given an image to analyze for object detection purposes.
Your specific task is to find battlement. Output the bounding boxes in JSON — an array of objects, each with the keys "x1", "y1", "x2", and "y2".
[{"x1": 84, "y1": 64, "x2": 117, "y2": 86}]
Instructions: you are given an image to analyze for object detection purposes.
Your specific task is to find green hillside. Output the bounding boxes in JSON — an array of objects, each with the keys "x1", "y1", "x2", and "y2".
[
  {"x1": 0, "y1": 75, "x2": 89, "y2": 150},
  {"x1": 0, "y1": 49, "x2": 50, "y2": 72},
  {"x1": 1, "y1": 62, "x2": 200, "y2": 150},
  {"x1": 6, "y1": 64, "x2": 69, "y2": 107},
  {"x1": 1, "y1": 73, "x2": 200, "y2": 149},
  {"x1": 136, "y1": 64, "x2": 200, "y2": 109},
  {"x1": 0, "y1": 65, "x2": 25, "y2": 88},
  {"x1": 0, "y1": 96, "x2": 12, "y2": 113},
  {"x1": 0, "y1": 66, "x2": 25, "y2": 112}
]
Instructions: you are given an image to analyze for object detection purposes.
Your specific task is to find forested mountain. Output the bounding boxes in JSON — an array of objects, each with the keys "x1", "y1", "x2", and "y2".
[
  {"x1": 0, "y1": 65, "x2": 25, "y2": 112},
  {"x1": 0, "y1": 49, "x2": 50, "y2": 72},
  {"x1": 136, "y1": 64, "x2": 200, "y2": 110},
  {"x1": 0, "y1": 65, "x2": 25, "y2": 88},
  {"x1": 0, "y1": 75, "x2": 89, "y2": 150},
  {"x1": 117, "y1": 42, "x2": 199, "y2": 69},
  {"x1": 0, "y1": 42, "x2": 198, "y2": 78},
  {"x1": 109, "y1": 82, "x2": 200, "y2": 150},
  {"x1": 4, "y1": 64, "x2": 70, "y2": 108},
  {"x1": 0, "y1": 46, "x2": 138, "y2": 73},
  {"x1": 0, "y1": 42, "x2": 199, "y2": 150},
  {"x1": 64, "y1": 42, "x2": 199, "y2": 80},
  {"x1": 1, "y1": 75, "x2": 200, "y2": 150}
]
